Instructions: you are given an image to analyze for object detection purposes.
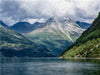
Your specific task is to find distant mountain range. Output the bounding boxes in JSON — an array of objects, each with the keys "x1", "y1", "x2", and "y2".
[
  {"x1": 0, "y1": 24, "x2": 55, "y2": 57},
  {"x1": 10, "y1": 22, "x2": 32, "y2": 33},
  {"x1": 0, "y1": 21, "x2": 9, "y2": 28},
  {"x1": 10, "y1": 22, "x2": 43, "y2": 33},
  {"x1": 0, "y1": 18, "x2": 90, "y2": 56},
  {"x1": 60, "y1": 12, "x2": 100, "y2": 58},
  {"x1": 0, "y1": 20, "x2": 90, "y2": 32},
  {"x1": 76, "y1": 21, "x2": 91, "y2": 29}
]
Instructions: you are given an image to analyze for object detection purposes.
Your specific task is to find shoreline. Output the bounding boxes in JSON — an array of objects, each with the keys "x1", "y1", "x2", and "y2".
[{"x1": 59, "y1": 56, "x2": 100, "y2": 59}]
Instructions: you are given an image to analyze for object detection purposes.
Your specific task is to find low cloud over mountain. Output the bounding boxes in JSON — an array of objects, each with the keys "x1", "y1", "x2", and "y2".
[{"x1": 0, "y1": 0, "x2": 100, "y2": 25}]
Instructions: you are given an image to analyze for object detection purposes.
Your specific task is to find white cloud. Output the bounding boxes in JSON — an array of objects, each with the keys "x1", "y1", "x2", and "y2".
[
  {"x1": 22, "y1": 18, "x2": 46, "y2": 24},
  {"x1": 0, "y1": 0, "x2": 100, "y2": 25}
]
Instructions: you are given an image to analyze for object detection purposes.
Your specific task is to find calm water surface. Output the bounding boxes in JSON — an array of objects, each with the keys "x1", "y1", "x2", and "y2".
[{"x1": 0, "y1": 57, "x2": 100, "y2": 75}]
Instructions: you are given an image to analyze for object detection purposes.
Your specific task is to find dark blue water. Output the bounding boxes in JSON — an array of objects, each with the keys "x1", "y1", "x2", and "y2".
[{"x1": 0, "y1": 57, "x2": 100, "y2": 75}]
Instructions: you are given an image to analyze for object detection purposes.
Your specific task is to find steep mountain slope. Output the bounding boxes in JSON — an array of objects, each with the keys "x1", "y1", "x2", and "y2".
[
  {"x1": 0, "y1": 20, "x2": 9, "y2": 28},
  {"x1": 60, "y1": 12, "x2": 100, "y2": 58},
  {"x1": 76, "y1": 21, "x2": 91, "y2": 29},
  {"x1": 0, "y1": 25, "x2": 55, "y2": 57},
  {"x1": 24, "y1": 17, "x2": 84, "y2": 55}
]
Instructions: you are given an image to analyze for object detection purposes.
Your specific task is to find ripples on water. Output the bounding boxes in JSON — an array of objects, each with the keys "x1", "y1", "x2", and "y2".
[{"x1": 0, "y1": 57, "x2": 100, "y2": 75}]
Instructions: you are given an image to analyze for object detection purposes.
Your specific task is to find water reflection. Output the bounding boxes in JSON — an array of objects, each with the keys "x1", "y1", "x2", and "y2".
[{"x1": 0, "y1": 57, "x2": 100, "y2": 75}]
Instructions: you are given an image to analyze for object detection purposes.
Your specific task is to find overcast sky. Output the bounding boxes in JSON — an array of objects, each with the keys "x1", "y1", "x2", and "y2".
[{"x1": 0, "y1": 0, "x2": 100, "y2": 26}]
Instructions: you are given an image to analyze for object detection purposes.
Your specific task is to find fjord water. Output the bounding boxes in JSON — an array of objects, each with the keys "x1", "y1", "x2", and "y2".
[{"x1": 0, "y1": 57, "x2": 100, "y2": 75}]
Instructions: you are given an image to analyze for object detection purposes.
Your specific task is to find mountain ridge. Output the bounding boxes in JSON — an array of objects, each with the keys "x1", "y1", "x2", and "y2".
[
  {"x1": 0, "y1": 25, "x2": 55, "y2": 57},
  {"x1": 76, "y1": 21, "x2": 91, "y2": 29},
  {"x1": 0, "y1": 20, "x2": 9, "y2": 28},
  {"x1": 24, "y1": 17, "x2": 84, "y2": 55},
  {"x1": 60, "y1": 12, "x2": 100, "y2": 58},
  {"x1": 0, "y1": 18, "x2": 87, "y2": 56}
]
